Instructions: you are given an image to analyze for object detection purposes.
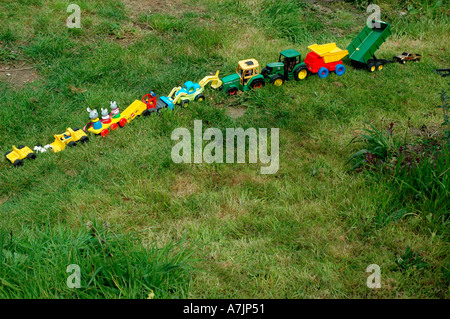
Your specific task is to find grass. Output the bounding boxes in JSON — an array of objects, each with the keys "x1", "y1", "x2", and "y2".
[{"x1": 0, "y1": 0, "x2": 449, "y2": 298}]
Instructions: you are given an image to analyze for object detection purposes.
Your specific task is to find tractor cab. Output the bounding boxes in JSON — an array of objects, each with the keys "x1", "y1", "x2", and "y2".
[
  {"x1": 179, "y1": 81, "x2": 201, "y2": 96},
  {"x1": 237, "y1": 59, "x2": 260, "y2": 85},
  {"x1": 279, "y1": 49, "x2": 301, "y2": 76}
]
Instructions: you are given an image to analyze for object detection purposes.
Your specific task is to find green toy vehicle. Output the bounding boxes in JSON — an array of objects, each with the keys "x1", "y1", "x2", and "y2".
[
  {"x1": 220, "y1": 59, "x2": 266, "y2": 95},
  {"x1": 261, "y1": 49, "x2": 308, "y2": 85}
]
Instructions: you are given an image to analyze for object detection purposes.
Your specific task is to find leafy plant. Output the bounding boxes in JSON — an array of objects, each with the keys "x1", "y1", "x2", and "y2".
[
  {"x1": 347, "y1": 122, "x2": 400, "y2": 171},
  {"x1": 394, "y1": 246, "x2": 428, "y2": 271}
]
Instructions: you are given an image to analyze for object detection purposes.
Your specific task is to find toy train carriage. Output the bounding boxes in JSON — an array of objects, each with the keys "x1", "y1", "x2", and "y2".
[{"x1": 88, "y1": 100, "x2": 147, "y2": 137}]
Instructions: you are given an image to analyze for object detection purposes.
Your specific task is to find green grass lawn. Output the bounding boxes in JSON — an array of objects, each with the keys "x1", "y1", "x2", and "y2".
[{"x1": 0, "y1": 0, "x2": 449, "y2": 298}]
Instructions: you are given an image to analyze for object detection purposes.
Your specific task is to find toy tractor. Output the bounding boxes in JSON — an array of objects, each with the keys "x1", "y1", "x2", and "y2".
[
  {"x1": 261, "y1": 49, "x2": 308, "y2": 84},
  {"x1": 50, "y1": 127, "x2": 89, "y2": 152},
  {"x1": 5, "y1": 145, "x2": 36, "y2": 166},
  {"x1": 157, "y1": 71, "x2": 222, "y2": 109},
  {"x1": 220, "y1": 59, "x2": 266, "y2": 95}
]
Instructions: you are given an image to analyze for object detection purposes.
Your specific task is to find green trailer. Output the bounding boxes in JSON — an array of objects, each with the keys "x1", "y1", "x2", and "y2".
[{"x1": 346, "y1": 21, "x2": 392, "y2": 72}]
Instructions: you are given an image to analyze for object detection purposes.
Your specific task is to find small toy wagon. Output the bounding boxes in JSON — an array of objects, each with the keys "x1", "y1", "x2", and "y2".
[
  {"x1": 394, "y1": 52, "x2": 421, "y2": 64},
  {"x1": 5, "y1": 145, "x2": 36, "y2": 166}
]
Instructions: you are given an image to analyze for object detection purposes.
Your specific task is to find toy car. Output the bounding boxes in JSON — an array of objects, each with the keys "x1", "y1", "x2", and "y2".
[
  {"x1": 50, "y1": 127, "x2": 89, "y2": 152},
  {"x1": 394, "y1": 52, "x2": 421, "y2": 64},
  {"x1": 5, "y1": 145, "x2": 36, "y2": 166}
]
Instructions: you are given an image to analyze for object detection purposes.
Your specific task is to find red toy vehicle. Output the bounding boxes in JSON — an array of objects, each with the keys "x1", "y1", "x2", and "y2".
[
  {"x1": 142, "y1": 91, "x2": 161, "y2": 115},
  {"x1": 302, "y1": 43, "x2": 349, "y2": 78}
]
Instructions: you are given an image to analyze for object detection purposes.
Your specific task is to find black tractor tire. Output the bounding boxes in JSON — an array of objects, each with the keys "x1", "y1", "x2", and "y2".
[
  {"x1": 270, "y1": 75, "x2": 285, "y2": 86},
  {"x1": 26, "y1": 153, "x2": 36, "y2": 160},
  {"x1": 80, "y1": 136, "x2": 89, "y2": 143},
  {"x1": 180, "y1": 99, "x2": 190, "y2": 108},
  {"x1": 195, "y1": 94, "x2": 206, "y2": 102},
  {"x1": 293, "y1": 66, "x2": 308, "y2": 81},
  {"x1": 250, "y1": 79, "x2": 265, "y2": 90},
  {"x1": 13, "y1": 159, "x2": 23, "y2": 167},
  {"x1": 227, "y1": 87, "x2": 238, "y2": 96}
]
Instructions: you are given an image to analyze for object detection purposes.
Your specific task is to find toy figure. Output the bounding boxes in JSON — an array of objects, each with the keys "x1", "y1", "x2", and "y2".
[
  {"x1": 100, "y1": 108, "x2": 111, "y2": 124},
  {"x1": 84, "y1": 108, "x2": 101, "y2": 131},
  {"x1": 110, "y1": 101, "x2": 120, "y2": 119}
]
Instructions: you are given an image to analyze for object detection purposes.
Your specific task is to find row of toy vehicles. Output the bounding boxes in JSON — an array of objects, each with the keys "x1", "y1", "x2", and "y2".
[
  {"x1": 5, "y1": 21, "x2": 395, "y2": 166},
  {"x1": 220, "y1": 21, "x2": 392, "y2": 94}
]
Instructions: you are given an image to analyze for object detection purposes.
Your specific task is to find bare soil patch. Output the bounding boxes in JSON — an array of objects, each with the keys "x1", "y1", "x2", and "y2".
[
  {"x1": 0, "y1": 63, "x2": 38, "y2": 88},
  {"x1": 226, "y1": 107, "x2": 246, "y2": 119}
]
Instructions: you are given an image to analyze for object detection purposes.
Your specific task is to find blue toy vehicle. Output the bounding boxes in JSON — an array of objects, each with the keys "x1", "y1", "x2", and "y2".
[
  {"x1": 157, "y1": 81, "x2": 206, "y2": 109},
  {"x1": 156, "y1": 72, "x2": 222, "y2": 110}
]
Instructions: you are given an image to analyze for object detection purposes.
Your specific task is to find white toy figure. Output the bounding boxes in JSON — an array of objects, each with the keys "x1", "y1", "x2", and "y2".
[
  {"x1": 100, "y1": 108, "x2": 111, "y2": 123},
  {"x1": 109, "y1": 101, "x2": 120, "y2": 119}
]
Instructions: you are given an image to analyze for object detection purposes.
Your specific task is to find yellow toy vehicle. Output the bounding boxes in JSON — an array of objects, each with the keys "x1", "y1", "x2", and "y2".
[
  {"x1": 5, "y1": 145, "x2": 36, "y2": 166},
  {"x1": 50, "y1": 127, "x2": 89, "y2": 152}
]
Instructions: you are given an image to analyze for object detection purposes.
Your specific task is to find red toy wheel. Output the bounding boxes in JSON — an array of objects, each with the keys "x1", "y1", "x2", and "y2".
[
  {"x1": 111, "y1": 123, "x2": 119, "y2": 130},
  {"x1": 251, "y1": 79, "x2": 265, "y2": 90},
  {"x1": 227, "y1": 87, "x2": 237, "y2": 96},
  {"x1": 100, "y1": 129, "x2": 109, "y2": 137},
  {"x1": 119, "y1": 118, "x2": 127, "y2": 127}
]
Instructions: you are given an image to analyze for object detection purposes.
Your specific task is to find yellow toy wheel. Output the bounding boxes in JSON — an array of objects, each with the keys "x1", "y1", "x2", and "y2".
[
  {"x1": 298, "y1": 69, "x2": 307, "y2": 80},
  {"x1": 370, "y1": 65, "x2": 376, "y2": 72},
  {"x1": 274, "y1": 78, "x2": 283, "y2": 86},
  {"x1": 378, "y1": 64, "x2": 383, "y2": 71}
]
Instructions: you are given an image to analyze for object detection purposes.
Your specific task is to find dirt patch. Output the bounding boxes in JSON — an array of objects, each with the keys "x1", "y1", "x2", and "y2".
[
  {"x1": 409, "y1": 124, "x2": 442, "y2": 140},
  {"x1": 123, "y1": 0, "x2": 191, "y2": 16},
  {"x1": 172, "y1": 174, "x2": 200, "y2": 197},
  {"x1": 0, "y1": 63, "x2": 38, "y2": 88},
  {"x1": 226, "y1": 107, "x2": 246, "y2": 119}
]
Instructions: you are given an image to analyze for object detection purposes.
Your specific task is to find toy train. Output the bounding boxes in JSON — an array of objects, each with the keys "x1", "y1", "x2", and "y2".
[{"x1": 5, "y1": 21, "x2": 398, "y2": 166}]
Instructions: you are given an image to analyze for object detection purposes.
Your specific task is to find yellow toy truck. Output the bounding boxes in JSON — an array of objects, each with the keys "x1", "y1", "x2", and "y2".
[
  {"x1": 50, "y1": 127, "x2": 89, "y2": 152},
  {"x1": 5, "y1": 145, "x2": 36, "y2": 166}
]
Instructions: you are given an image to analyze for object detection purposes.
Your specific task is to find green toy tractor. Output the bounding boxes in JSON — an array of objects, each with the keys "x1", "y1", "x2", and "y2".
[
  {"x1": 261, "y1": 49, "x2": 308, "y2": 85},
  {"x1": 220, "y1": 59, "x2": 266, "y2": 95}
]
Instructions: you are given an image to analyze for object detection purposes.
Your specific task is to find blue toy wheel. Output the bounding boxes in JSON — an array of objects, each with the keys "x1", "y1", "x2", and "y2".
[
  {"x1": 317, "y1": 67, "x2": 329, "y2": 78},
  {"x1": 335, "y1": 64, "x2": 346, "y2": 76}
]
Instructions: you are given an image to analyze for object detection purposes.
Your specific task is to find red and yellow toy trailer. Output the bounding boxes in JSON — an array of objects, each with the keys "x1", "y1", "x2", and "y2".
[
  {"x1": 87, "y1": 100, "x2": 147, "y2": 137},
  {"x1": 303, "y1": 43, "x2": 349, "y2": 78}
]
